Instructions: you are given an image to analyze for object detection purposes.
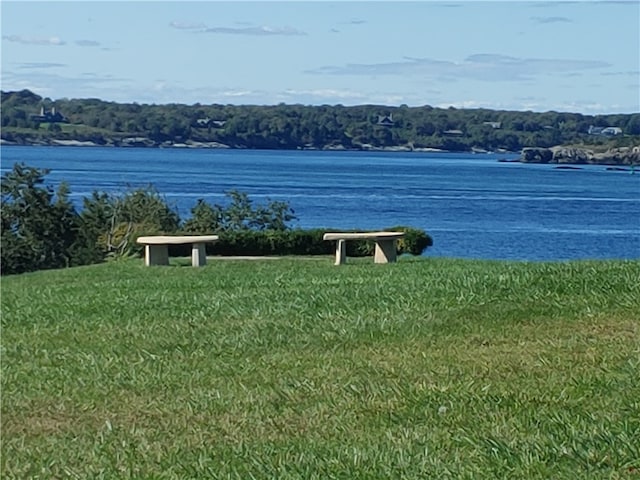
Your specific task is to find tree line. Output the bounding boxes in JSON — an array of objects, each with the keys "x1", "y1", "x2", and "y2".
[{"x1": 2, "y1": 89, "x2": 639, "y2": 152}]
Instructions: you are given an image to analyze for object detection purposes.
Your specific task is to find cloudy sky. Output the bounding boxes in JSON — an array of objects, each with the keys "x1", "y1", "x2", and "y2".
[{"x1": 2, "y1": 1, "x2": 639, "y2": 113}]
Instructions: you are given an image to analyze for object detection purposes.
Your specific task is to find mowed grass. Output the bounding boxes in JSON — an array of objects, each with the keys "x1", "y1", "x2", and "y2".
[{"x1": 1, "y1": 256, "x2": 639, "y2": 479}]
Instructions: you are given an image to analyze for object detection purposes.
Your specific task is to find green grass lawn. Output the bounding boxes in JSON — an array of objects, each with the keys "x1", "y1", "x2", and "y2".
[{"x1": 2, "y1": 256, "x2": 639, "y2": 479}]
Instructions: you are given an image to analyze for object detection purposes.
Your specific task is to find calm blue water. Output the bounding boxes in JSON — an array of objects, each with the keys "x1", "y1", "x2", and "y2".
[{"x1": 2, "y1": 145, "x2": 639, "y2": 261}]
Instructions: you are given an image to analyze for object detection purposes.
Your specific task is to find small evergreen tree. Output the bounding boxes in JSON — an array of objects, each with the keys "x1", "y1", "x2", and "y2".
[
  {"x1": 183, "y1": 190, "x2": 297, "y2": 233},
  {"x1": 182, "y1": 199, "x2": 224, "y2": 233}
]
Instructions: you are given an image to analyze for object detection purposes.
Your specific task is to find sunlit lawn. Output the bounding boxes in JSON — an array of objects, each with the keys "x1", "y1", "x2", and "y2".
[{"x1": 2, "y1": 256, "x2": 639, "y2": 479}]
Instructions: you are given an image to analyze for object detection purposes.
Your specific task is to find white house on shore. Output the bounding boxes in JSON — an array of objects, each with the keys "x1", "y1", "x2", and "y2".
[{"x1": 588, "y1": 125, "x2": 623, "y2": 136}]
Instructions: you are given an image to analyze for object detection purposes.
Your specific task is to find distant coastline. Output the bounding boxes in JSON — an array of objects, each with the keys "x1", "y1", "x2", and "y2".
[
  {"x1": 3, "y1": 89, "x2": 640, "y2": 166},
  {"x1": 2, "y1": 138, "x2": 639, "y2": 166},
  {"x1": 0, "y1": 137, "x2": 446, "y2": 152}
]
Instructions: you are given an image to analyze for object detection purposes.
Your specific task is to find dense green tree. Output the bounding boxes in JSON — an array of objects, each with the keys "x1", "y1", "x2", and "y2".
[
  {"x1": 184, "y1": 191, "x2": 297, "y2": 233},
  {"x1": 625, "y1": 114, "x2": 640, "y2": 135},
  {"x1": 72, "y1": 192, "x2": 115, "y2": 265},
  {"x1": 1, "y1": 164, "x2": 79, "y2": 274},
  {"x1": 111, "y1": 188, "x2": 179, "y2": 257},
  {"x1": 0, "y1": 163, "x2": 302, "y2": 275},
  {"x1": 183, "y1": 199, "x2": 224, "y2": 234}
]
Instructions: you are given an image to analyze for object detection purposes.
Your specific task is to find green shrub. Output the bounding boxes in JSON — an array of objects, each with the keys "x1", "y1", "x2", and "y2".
[
  {"x1": 389, "y1": 225, "x2": 434, "y2": 255},
  {"x1": 205, "y1": 229, "x2": 332, "y2": 256},
  {"x1": 80, "y1": 186, "x2": 180, "y2": 259},
  {"x1": 190, "y1": 227, "x2": 432, "y2": 257},
  {"x1": 183, "y1": 191, "x2": 297, "y2": 233}
]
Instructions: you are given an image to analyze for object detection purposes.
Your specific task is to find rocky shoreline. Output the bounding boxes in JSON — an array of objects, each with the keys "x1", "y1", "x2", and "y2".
[
  {"x1": 0, "y1": 137, "x2": 452, "y2": 152},
  {"x1": 2, "y1": 137, "x2": 638, "y2": 165},
  {"x1": 521, "y1": 146, "x2": 640, "y2": 166}
]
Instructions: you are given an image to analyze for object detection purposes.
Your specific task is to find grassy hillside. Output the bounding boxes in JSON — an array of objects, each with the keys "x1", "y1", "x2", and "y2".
[{"x1": 2, "y1": 257, "x2": 639, "y2": 478}]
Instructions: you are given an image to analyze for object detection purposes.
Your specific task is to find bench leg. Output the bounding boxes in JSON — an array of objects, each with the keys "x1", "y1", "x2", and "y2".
[
  {"x1": 334, "y1": 239, "x2": 347, "y2": 265},
  {"x1": 145, "y1": 244, "x2": 169, "y2": 266},
  {"x1": 374, "y1": 239, "x2": 398, "y2": 264},
  {"x1": 191, "y1": 243, "x2": 207, "y2": 267}
]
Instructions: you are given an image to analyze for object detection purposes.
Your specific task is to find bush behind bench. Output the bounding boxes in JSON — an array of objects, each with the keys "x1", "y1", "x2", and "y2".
[{"x1": 167, "y1": 226, "x2": 432, "y2": 257}]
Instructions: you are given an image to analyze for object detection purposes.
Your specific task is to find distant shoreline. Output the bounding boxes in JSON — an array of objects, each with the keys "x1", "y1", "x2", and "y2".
[
  {"x1": 2, "y1": 139, "x2": 638, "y2": 166},
  {"x1": 0, "y1": 138, "x2": 449, "y2": 153}
]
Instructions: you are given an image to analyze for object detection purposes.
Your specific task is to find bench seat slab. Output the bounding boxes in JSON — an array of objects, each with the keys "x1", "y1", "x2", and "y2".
[
  {"x1": 323, "y1": 232, "x2": 404, "y2": 241},
  {"x1": 137, "y1": 235, "x2": 219, "y2": 245}
]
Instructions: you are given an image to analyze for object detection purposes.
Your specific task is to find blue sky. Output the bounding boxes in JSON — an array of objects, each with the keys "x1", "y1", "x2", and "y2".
[{"x1": 2, "y1": 1, "x2": 639, "y2": 114}]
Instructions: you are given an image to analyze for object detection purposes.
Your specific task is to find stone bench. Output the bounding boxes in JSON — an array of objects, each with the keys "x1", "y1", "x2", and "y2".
[
  {"x1": 136, "y1": 235, "x2": 219, "y2": 267},
  {"x1": 323, "y1": 231, "x2": 405, "y2": 265}
]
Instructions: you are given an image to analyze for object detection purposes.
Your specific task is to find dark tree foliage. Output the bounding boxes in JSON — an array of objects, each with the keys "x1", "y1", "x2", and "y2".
[
  {"x1": 78, "y1": 187, "x2": 181, "y2": 259},
  {"x1": 1, "y1": 165, "x2": 433, "y2": 275},
  {"x1": 183, "y1": 190, "x2": 297, "y2": 233},
  {"x1": 1, "y1": 164, "x2": 79, "y2": 274},
  {"x1": 2, "y1": 90, "x2": 638, "y2": 151},
  {"x1": 0, "y1": 166, "x2": 303, "y2": 274}
]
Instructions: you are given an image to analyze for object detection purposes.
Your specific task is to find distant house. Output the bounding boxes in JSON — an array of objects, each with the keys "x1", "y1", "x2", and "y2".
[
  {"x1": 195, "y1": 118, "x2": 226, "y2": 128},
  {"x1": 601, "y1": 127, "x2": 623, "y2": 136},
  {"x1": 482, "y1": 121, "x2": 501, "y2": 129},
  {"x1": 377, "y1": 114, "x2": 394, "y2": 126},
  {"x1": 30, "y1": 106, "x2": 67, "y2": 123},
  {"x1": 588, "y1": 125, "x2": 622, "y2": 136},
  {"x1": 443, "y1": 129, "x2": 464, "y2": 136}
]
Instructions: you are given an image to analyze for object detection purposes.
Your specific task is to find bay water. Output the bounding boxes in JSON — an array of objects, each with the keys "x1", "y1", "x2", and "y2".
[{"x1": 2, "y1": 145, "x2": 638, "y2": 261}]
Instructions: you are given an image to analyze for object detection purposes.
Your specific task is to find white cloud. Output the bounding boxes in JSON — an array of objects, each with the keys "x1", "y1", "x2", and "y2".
[
  {"x1": 530, "y1": 16, "x2": 572, "y2": 23},
  {"x1": 308, "y1": 53, "x2": 611, "y2": 82},
  {"x1": 204, "y1": 25, "x2": 306, "y2": 36},
  {"x1": 277, "y1": 88, "x2": 407, "y2": 106},
  {"x1": 169, "y1": 21, "x2": 207, "y2": 30},
  {"x1": 1, "y1": 69, "x2": 129, "y2": 100},
  {"x1": 2, "y1": 35, "x2": 65, "y2": 46},
  {"x1": 283, "y1": 88, "x2": 367, "y2": 100},
  {"x1": 17, "y1": 62, "x2": 66, "y2": 69},
  {"x1": 221, "y1": 90, "x2": 256, "y2": 97},
  {"x1": 75, "y1": 39, "x2": 101, "y2": 47},
  {"x1": 170, "y1": 20, "x2": 307, "y2": 36},
  {"x1": 601, "y1": 71, "x2": 640, "y2": 77}
]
